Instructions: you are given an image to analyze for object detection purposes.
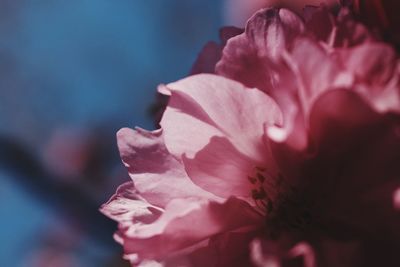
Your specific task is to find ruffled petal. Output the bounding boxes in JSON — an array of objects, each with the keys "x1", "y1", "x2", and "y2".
[
  {"x1": 117, "y1": 127, "x2": 219, "y2": 207},
  {"x1": 100, "y1": 182, "x2": 162, "y2": 231},
  {"x1": 121, "y1": 197, "x2": 262, "y2": 261},
  {"x1": 216, "y1": 8, "x2": 304, "y2": 93}
]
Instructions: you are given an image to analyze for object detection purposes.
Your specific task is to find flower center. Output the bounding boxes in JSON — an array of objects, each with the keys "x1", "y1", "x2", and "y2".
[
  {"x1": 248, "y1": 166, "x2": 275, "y2": 215},
  {"x1": 248, "y1": 169, "x2": 317, "y2": 237},
  {"x1": 268, "y1": 186, "x2": 315, "y2": 235}
]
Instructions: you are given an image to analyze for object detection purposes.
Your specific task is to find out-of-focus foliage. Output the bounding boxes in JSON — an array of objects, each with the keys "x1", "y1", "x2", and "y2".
[{"x1": 0, "y1": 1, "x2": 222, "y2": 266}]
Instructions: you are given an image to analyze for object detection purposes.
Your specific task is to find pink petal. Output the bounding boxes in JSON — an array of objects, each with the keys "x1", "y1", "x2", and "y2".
[
  {"x1": 285, "y1": 38, "x2": 353, "y2": 115},
  {"x1": 206, "y1": 230, "x2": 261, "y2": 267},
  {"x1": 190, "y1": 27, "x2": 243, "y2": 75},
  {"x1": 121, "y1": 197, "x2": 262, "y2": 261},
  {"x1": 190, "y1": 41, "x2": 222, "y2": 75},
  {"x1": 340, "y1": 42, "x2": 396, "y2": 87},
  {"x1": 100, "y1": 182, "x2": 162, "y2": 229},
  {"x1": 216, "y1": 8, "x2": 304, "y2": 93},
  {"x1": 219, "y1": 26, "x2": 243, "y2": 45},
  {"x1": 183, "y1": 136, "x2": 261, "y2": 198},
  {"x1": 117, "y1": 127, "x2": 219, "y2": 207},
  {"x1": 166, "y1": 230, "x2": 260, "y2": 267},
  {"x1": 161, "y1": 74, "x2": 282, "y2": 162},
  {"x1": 334, "y1": 7, "x2": 374, "y2": 47},
  {"x1": 250, "y1": 238, "x2": 316, "y2": 267},
  {"x1": 337, "y1": 42, "x2": 400, "y2": 113},
  {"x1": 303, "y1": 6, "x2": 335, "y2": 43},
  {"x1": 393, "y1": 187, "x2": 400, "y2": 211},
  {"x1": 307, "y1": 89, "x2": 400, "y2": 239},
  {"x1": 267, "y1": 38, "x2": 352, "y2": 150},
  {"x1": 288, "y1": 242, "x2": 316, "y2": 267}
]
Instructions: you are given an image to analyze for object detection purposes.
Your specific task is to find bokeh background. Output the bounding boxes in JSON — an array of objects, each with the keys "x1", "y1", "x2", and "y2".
[{"x1": 0, "y1": 1, "x2": 223, "y2": 266}]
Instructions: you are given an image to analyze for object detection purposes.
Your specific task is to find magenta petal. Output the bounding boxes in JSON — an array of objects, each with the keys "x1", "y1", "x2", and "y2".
[
  {"x1": 122, "y1": 197, "x2": 262, "y2": 260},
  {"x1": 161, "y1": 74, "x2": 282, "y2": 162},
  {"x1": 117, "y1": 127, "x2": 218, "y2": 207}
]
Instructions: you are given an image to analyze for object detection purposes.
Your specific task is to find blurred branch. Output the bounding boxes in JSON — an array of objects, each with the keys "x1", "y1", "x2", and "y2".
[{"x1": 0, "y1": 135, "x2": 117, "y2": 245}]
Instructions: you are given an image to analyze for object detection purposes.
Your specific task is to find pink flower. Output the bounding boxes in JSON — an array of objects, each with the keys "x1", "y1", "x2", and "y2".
[
  {"x1": 102, "y1": 5, "x2": 400, "y2": 267},
  {"x1": 223, "y1": 0, "x2": 339, "y2": 27},
  {"x1": 102, "y1": 76, "x2": 279, "y2": 266},
  {"x1": 352, "y1": 0, "x2": 400, "y2": 46}
]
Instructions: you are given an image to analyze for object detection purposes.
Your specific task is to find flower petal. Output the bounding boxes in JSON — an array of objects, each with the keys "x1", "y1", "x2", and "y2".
[
  {"x1": 338, "y1": 42, "x2": 400, "y2": 113},
  {"x1": 285, "y1": 38, "x2": 353, "y2": 115},
  {"x1": 161, "y1": 74, "x2": 282, "y2": 162},
  {"x1": 117, "y1": 127, "x2": 219, "y2": 207},
  {"x1": 183, "y1": 136, "x2": 259, "y2": 198},
  {"x1": 190, "y1": 27, "x2": 243, "y2": 75},
  {"x1": 100, "y1": 182, "x2": 162, "y2": 230},
  {"x1": 190, "y1": 41, "x2": 222, "y2": 75},
  {"x1": 340, "y1": 43, "x2": 396, "y2": 87},
  {"x1": 303, "y1": 6, "x2": 335, "y2": 43},
  {"x1": 307, "y1": 89, "x2": 400, "y2": 239},
  {"x1": 216, "y1": 8, "x2": 304, "y2": 93},
  {"x1": 121, "y1": 197, "x2": 262, "y2": 261}
]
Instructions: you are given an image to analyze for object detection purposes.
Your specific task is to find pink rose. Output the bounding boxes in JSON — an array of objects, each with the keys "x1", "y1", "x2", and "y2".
[{"x1": 102, "y1": 5, "x2": 400, "y2": 267}]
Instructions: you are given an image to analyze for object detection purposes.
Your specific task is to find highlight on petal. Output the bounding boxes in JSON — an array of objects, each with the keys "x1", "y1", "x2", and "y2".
[
  {"x1": 161, "y1": 73, "x2": 282, "y2": 162},
  {"x1": 393, "y1": 188, "x2": 400, "y2": 211},
  {"x1": 288, "y1": 242, "x2": 316, "y2": 267},
  {"x1": 250, "y1": 238, "x2": 316, "y2": 267}
]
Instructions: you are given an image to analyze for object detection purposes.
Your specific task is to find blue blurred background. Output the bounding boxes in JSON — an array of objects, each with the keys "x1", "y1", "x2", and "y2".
[{"x1": 0, "y1": 1, "x2": 222, "y2": 266}]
